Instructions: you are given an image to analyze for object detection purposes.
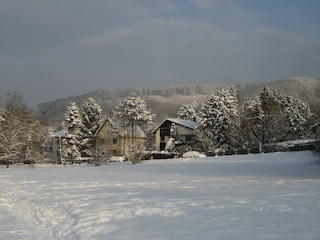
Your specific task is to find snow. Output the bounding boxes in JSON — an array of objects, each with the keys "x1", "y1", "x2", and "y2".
[
  {"x1": 50, "y1": 129, "x2": 68, "y2": 138},
  {"x1": 1, "y1": 151, "x2": 320, "y2": 240},
  {"x1": 182, "y1": 151, "x2": 206, "y2": 158}
]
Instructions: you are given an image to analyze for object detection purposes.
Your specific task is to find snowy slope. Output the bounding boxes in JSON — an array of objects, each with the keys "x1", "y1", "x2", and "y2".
[{"x1": 1, "y1": 151, "x2": 320, "y2": 240}]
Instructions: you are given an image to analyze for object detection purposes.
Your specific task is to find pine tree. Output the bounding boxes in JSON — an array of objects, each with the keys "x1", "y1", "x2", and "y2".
[
  {"x1": 64, "y1": 102, "x2": 83, "y2": 160},
  {"x1": 113, "y1": 93, "x2": 154, "y2": 132},
  {"x1": 195, "y1": 87, "x2": 241, "y2": 152},
  {"x1": 281, "y1": 95, "x2": 312, "y2": 140},
  {"x1": 219, "y1": 87, "x2": 241, "y2": 147},
  {"x1": 259, "y1": 86, "x2": 285, "y2": 144},
  {"x1": 81, "y1": 97, "x2": 102, "y2": 137},
  {"x1": 80, "y1": 97, "x2": 103, "y2": 157},
  {"x1": 113, "y1": 94, "x2": 154, "y2": 163},
  {"x1": 178, "y1": 101, "x2": 197, "y2": 121},
  {"x1": 240, "y1": 97, "x2": 264, "y2": 149}
]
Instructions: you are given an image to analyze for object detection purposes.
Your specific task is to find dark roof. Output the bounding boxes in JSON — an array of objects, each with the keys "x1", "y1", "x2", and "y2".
[{"x1": 152, "y1": 118, "x2": 200, "y2": 134}]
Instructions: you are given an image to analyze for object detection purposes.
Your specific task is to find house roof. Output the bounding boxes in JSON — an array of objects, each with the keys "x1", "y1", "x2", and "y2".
[
  {"x1": 152, "y1": 118, "x2": 200, "y2": 134},
  {"x1": 94, "y1": 118, "x2": 147, "y2": 138},
  {"x1": 50, "y1": 129, "x2": 68, "y2": 138}
]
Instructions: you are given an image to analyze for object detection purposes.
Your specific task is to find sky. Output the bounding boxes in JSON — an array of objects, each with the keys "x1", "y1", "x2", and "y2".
[{"x1": 1, "y1": 0, "x2": 320, "y2": 109}]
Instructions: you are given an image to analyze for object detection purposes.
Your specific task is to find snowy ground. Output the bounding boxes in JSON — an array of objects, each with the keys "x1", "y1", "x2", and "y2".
[{"x1": 1, "y1": 151, "x2": 320, "y2": 240}]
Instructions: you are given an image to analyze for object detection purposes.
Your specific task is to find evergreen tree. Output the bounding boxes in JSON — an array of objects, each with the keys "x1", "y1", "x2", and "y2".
[
  {"x1": 81, "y1": 97, "x2": 102, "y2": 136},
  {"x1": 240, "y1": 97, "x2": 264, "y2": 149},
  {"x1": 195, "y1": 87, "x2": 241, "y2": 152},
  {"x1": 113, "y1": 93, "x2": 154, "y2": 132},
  {"x1": 113, "y1": 94, "x2": 154, "y2": 163},
  {"x1": 241, "y1": 88, "x2": 313, "y2": 151},
  {"x1": 178, "y1": 101, "x2": 197, "y2": 121},
  {"x1": 64, "y1": 102, "x2": 83, "y2": 160},
  {"x1": 259, "y1": 86, "x2": 285, "y2": 144},
  {"x1": 281, "y1": 95, "x2": 312, "y2": 140},
  {"x1": 219, "y1": 87, "x2": 241, "y2": 147},
  {"x1": 80, "y1": 97, "x2": 103, "y2": 157}
]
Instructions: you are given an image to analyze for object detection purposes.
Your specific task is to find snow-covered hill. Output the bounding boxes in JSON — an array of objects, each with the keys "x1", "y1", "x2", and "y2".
[
  {"x1": 38, "y1": 78, "x2": 320, "y2": 123},
  {"x1": 1, "y1": 151, "x2": 320, "y2": 240}
]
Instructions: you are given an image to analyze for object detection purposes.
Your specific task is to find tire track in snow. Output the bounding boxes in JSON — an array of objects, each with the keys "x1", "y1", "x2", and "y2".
[{"x1": 1, "y1": 180, "x2": 80, "y2": 240}]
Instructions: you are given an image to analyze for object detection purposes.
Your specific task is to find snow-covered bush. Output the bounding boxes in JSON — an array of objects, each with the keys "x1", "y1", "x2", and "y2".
[
  {"x1": 165, "y1": 138, "x2": 175, "y2": 152},
  {"x1": 182, "y1": 151, "x2": 206, "y2": 158}
]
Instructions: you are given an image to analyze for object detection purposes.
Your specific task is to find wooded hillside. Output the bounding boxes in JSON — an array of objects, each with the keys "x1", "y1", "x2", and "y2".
[{"x1": 38, "y1": 78, "x2": 320, "y2": 125}]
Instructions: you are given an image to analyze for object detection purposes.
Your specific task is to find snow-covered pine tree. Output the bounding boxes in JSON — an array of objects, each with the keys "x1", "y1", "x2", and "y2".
[
  {"x1": 281, "y1": 95, "x2": 312, "y2": 140},
  {"x1": 195, "y1": 87, "x2": 241, "y2": 152},
  {"x1": 240, "y1": 97, "x2": 264, "y2": 149},
  {"x1": 80, "y1": 97, "x2": 103, "y2": 157},
  {"x1": 177, "y1": 101, "x2": 197, "y2": 121},
  {"x1": 195, "y1": 95, "x2": 222, "y2": 152},
  {"x1": 64, "y1": 102, "x2": 83, "y2": 160},
  {"x1": 81, "y1": 97, "x2": 102, "y2": 137},
  {"x1": 259, "y1": 86, "x2": 286, "y2": 144},
  {"x1": 113, "y1": 93, "x2": 154, "y2": 163},
  {"x1": 219, "y1": 87, "x2": 241, "y2": 147},
  {"x1": 113, "y1": 93, "x2": 154, "y2": 132}
]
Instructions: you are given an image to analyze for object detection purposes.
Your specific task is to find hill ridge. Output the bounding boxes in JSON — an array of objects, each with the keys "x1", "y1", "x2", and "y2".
[{"x1": 38, "y1": 78, "x2": 320, "y2": 124}]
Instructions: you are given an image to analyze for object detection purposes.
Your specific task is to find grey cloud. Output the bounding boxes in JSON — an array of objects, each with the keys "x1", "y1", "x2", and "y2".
[{"x1": 0, "y1": 0, "x2": 319, "y2": 108}]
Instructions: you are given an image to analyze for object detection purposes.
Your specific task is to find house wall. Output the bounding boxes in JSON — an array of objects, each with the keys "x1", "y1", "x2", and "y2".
[
  {"x1": 176, "y1": 125, "x2": 194, "y2": 136},
  {"x1": 95, "y1": 121, "x2": 124, "y2": 156},
  {"x1": 154, "y1": 120, "x2": 196, "y2": 151},
  {"x1": 154, "y1": 129, "x2": 161, "y2": 151},
  {"x1": 95, "y1": 121, "x2": 147, "y2": 156}
]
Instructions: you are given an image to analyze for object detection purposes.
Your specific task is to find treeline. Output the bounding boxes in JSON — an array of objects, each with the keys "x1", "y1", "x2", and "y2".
[
  {"x1": 177, "y1": 85, "x2": 320, "y2": 154},
  {"x1": 38, "y1": 78, "x2": 320, "y2": 124},
  {"x1": 1, "y1": 85, "x2": 320, "y2": 167}
]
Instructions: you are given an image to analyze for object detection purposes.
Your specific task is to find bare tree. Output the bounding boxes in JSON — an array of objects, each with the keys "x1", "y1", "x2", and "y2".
[{"x1": 0, "y1": 93, "x2": 36, "y2": 167}]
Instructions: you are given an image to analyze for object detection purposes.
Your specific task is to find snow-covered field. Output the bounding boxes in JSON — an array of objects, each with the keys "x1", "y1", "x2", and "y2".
[{"x1": 1, "y1": 151, "x2": 320, "y2": 240}]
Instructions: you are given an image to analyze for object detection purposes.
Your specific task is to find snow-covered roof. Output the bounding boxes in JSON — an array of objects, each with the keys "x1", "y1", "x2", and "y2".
[
  {"x1": 152, "y1": 118, "x2": 200, "y2": 134},
  {"x1": 95, "y1": 118, "x2": 147, "y2": 138},
  {"x1": 50, "y1": 129, "x2": 68, "y2": 138}
]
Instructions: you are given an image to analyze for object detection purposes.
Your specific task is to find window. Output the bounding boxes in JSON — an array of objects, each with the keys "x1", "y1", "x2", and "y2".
[{"x1": 113, "y1": 138, "x2": 118, "y2": 144}]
